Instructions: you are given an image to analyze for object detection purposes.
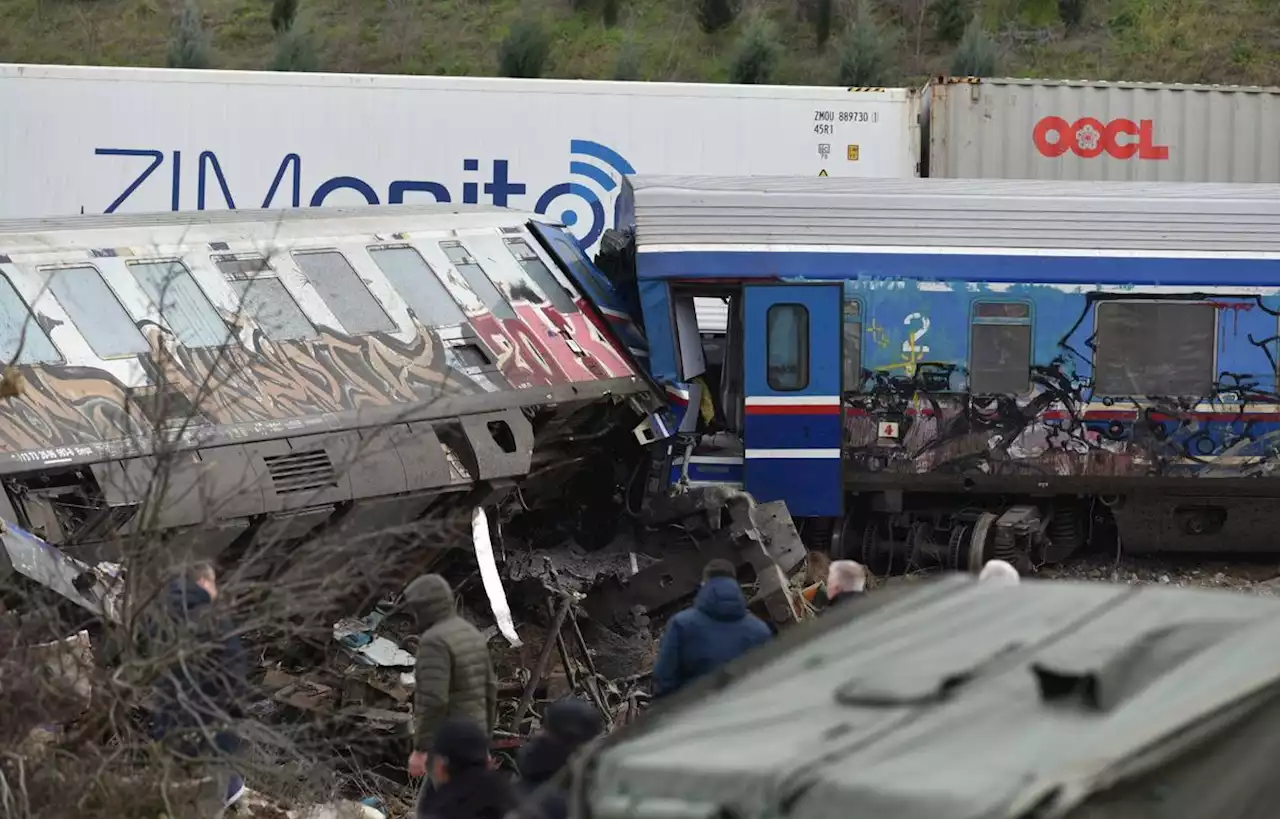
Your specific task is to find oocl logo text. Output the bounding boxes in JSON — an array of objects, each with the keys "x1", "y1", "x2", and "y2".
[{"x1": 1033, "y1": 116, "x2": 1170, "y2": 160}]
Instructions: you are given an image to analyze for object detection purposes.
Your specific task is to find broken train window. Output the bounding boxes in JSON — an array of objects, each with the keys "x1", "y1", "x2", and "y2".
[
  {"x1": 970, "y1": 301, "x2": 1032, "y2": 395},
  {"x1": 439, "y1": 241, "x2": 516, "y2": 321},
  {"x1": 292, "y1": 250, "x2": 397, "y2": 335},
  {"x1": 367, "y1": 245, "x2": 468, "y2": 328},
  {"x1": 0, "y1": 272, "x2": 61, "y2": 364},
  {"x1": 126, "y1": 259, "x2": 228, "y2": 349},
  {"x1": 213, "y1": 255, "x2": 318, "y2": 342},
  {"x1": 44, "y1": 265, "x2": 150, "y2": 358},
  {"x1": 767, "y1": 303, "x2": 809, "y2": 392},
  {"x1": 1093, "y1": 300, "x2": 1215, "y2": 397}
]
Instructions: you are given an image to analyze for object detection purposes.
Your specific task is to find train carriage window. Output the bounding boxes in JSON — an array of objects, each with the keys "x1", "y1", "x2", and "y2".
[
  {"x1": 45, "y1": 266, "x2": 149, "y2": 357},
  {"x1": 439, "y1": 241, "x2": 516, "y2": 321},
  {"x1": 127, "y1": 260, "x2": 228, "y2": 348},
  {"x1": 843, "y1": 300, "x2": 863, "y2": 392},
  {"x1": 766, "y1": 303, "x2": 809, "y2": 391},
  {"x1": 0, "y1": 274, "x2": 60, "y2": 365},
  {"x1": 502, "y1": 238, "x2": 578, "y2": 315},
  {"x1": 292, "y1": 250, "x2": 397, "y2": 335},
  {"x1": 1094, "y1": 301, "x2": 1215, "y2": 396},
  {"x1": 970, "y1": 301, "x2": 1032, "y2": 395},
  {"x1": 366, "y1": 246, "x2": 467, "y2": 328},
  {"x1": 213, "y1": 255, "x2": 317, "y2": 341}
]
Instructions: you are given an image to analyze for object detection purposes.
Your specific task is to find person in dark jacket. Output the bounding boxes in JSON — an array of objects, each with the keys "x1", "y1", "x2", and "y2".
[
  {"x1": 402, "y1": 574, "x2": 498, "y2": 785},
  {"x1": 651, "y1": 559, "x2": 773, "y2": 699},
  {"x1": 416, "y1": 717, "x2": 516, "y2": 819},
  {"x1": 513, "y1": 697, "x2": 604, "y2": 819},
  {"x1": 150, "y1": 561, "x2": 249, "y2": 809}
]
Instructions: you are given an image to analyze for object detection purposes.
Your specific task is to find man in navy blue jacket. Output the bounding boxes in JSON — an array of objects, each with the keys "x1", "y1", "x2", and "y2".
[
  {"x1": 651, "y1": 559, "x2": 773, "y2": 699},
  {"x1": 150, "y1": 562, "x2": 250, "y2": 809}
]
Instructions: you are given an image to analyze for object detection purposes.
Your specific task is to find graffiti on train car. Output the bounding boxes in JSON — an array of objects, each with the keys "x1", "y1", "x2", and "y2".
[
  {"x1": 0, "y1": 316, "x2": 486, "y2": 460},
  {"x1": 843, "y1": 281, "x2": 1280, "y2": 480}
]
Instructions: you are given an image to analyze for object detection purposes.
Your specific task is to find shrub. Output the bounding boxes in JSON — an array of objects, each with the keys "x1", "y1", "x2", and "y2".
[
  {"x1": 729, "y1": 17, "x2": 781, "y2": 85},
  {"x1": 167, "y1": 0, "x2": 213, "y2": 70},
  {"x1": 498, "y1": 16, "x2": 553, "y2": 78},
  {"x1": 696, "y1": 0, "x2": 739, "y2": 34},
  {"x1": 270, "y1": 0, "x2": 298, "y2": 34},
  {"x1": 613, "y1": 43, "x2": 642, "y2": 80},
  {"x1": 837, "y1": 3, "x2": 897, "y2": 86},
  {"x1": 1058, "y1": 0, "x2": 1086, "y2": 30},
  {"x1": 950, "y1": 16, "x2": 1001, "y2": 76},
  {"x1": 932, "y1": 0, "x2": 967, "y2": 43},
  {"x1": 270, "y1": 25, "x2": 320, "y2": 72}
]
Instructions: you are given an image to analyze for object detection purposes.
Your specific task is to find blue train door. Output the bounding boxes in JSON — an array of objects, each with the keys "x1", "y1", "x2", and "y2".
[{"x1": 742, "y1": 283, "x2": 843, "y2": 519}]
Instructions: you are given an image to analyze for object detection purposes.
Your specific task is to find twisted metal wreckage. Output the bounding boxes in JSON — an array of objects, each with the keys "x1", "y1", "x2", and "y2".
[{"x1": 0, "y1": 205, "x2": 809, "y2": 763}]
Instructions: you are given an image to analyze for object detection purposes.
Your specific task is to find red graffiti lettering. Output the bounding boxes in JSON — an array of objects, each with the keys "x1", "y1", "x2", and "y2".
[{"x1": 1033, "y1": 116, "x2": 1170, "y2": 160}]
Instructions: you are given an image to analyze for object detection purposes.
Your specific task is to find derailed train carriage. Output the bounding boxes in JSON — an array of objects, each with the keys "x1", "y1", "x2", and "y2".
[
  {"x1": 595, "y1": 175, "x2": 1280, "y2": 569},
  {"x1": 0, "y1": 204, "x2": 673, "y2": 607}
]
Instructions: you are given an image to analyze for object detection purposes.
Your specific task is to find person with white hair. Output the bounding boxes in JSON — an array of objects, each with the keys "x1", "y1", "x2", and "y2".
[
  {"x1": 978, "y1": 559, "x2": 1021, "y2": 586},
  {"x1": 826, "y1": 560, "x2": 868, "y2": 607}
]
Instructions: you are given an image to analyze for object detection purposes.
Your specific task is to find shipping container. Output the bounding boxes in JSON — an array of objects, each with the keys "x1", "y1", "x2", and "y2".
[
  {"x1": 0, "y1": 64, "x2": 920, "y2": 333},
  {"x1": 926, "y1": 77, "x2": 1280, "y2": 183}
]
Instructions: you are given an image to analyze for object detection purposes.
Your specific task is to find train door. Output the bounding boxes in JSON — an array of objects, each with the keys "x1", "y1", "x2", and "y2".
[{"x1": 742, "y1": 284, "x2": 843, "y2": 519}]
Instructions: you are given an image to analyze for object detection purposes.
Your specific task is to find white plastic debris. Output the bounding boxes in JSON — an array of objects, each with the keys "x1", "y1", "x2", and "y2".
[
  {"x1": 331, "y1": 619, "x2": 414, "y2": 667},
  {"x1": 473, "y1": 506, "x2": 521, "y2": 647}
]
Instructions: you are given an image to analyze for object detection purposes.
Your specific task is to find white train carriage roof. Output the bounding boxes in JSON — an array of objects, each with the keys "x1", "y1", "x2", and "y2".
[
  {"x1": 0, "y1": 203, "x2": 547, "y2": 251},
  {"x1": 621, "y1": 175, "x2": 1280, "y2": 255}
]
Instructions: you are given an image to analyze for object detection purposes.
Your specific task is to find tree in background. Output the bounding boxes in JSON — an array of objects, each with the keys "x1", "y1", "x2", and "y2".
[
  {"x1": 729, "y1": 17, "x2": 781, "y2": 84},
  {"x1": 498, "y1": 16, "x2": 553, "y2": 78},
  {"x1": 602, "y1": 0, "x2": 621, "y2": 27},
  {"x1": 951, "y1": 16, "x2": 1001, "y2": 76},
  {"x1": 271, "y1": 24, "x2": 320, "y2": 71},
  {"x1": 932, "y1": 0, "x2": 968, "y2": 42},
  {"x1": 614, "y1": 41, "x2": 642, "y2": 80},
  {"x1": 168, "y1": 0, "x2": 213, "y2": 70},
  {"x1": 270, "y1": 0, "x2": 299, "y2": 35},
  {"x1": 837, "y1": 2, "x2": 897, "y2": 86},
  {"x1": 807, "y1": 0, "x2": 836, "y2": 49},
  {"x1": 1058, "y1": 0, "x2": 1086, "y2": 30},
  {"x1": 696, "y1": 0, "x2": 739, "y2": 34}
]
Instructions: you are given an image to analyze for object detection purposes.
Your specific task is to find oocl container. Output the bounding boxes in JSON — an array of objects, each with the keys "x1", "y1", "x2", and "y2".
[{"x1": 926, "y1": 77, "x2": 1280, "y2": 182}]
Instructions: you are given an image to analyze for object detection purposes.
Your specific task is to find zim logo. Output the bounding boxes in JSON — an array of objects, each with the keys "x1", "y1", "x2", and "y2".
[{"x1": 1033, "y1": 116, "x2": 1170, "y2": 160}]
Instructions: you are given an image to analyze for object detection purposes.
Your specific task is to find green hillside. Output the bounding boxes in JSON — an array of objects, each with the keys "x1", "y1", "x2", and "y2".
[{"x1": 2, "y1": 0, "x2": 1278, "y2": 87}]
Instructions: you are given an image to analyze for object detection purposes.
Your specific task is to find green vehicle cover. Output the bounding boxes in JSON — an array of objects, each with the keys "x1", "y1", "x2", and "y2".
[{"x1": 576, "y1": 575, "x2": 1280, "y2": 819}]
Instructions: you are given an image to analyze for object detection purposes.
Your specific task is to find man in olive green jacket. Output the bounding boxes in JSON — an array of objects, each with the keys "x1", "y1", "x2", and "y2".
[{"x1": 401, "y1": 574, "x2": 498, "y2": 784}]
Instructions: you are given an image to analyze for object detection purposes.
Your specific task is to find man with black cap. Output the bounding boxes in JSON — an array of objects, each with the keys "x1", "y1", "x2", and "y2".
[
  {"x1": 416, "y1": 717, "x2": 516, "y2": 819},
  {"x1": 399, "y1": 574, "x2": 498, "y2": 787},
  {"x1": 513, "y1": 697, "x2": 604, "y2": 819},
  {"x1": 651, "y1": 558, "x2": 773, "y2": 699}
]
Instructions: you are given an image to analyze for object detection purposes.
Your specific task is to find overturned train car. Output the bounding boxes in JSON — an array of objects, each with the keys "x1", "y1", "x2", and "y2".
[
  {"x1": 596, "y1": 175, "x2": 1280, "y2": 569},
  {"x1": 0, "y1": 204, "x2": 662, "y2": 575}
]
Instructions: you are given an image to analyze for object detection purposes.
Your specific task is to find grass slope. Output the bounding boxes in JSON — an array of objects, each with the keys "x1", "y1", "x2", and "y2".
[{"x1": 1, "y1": 0, "x2": 1278, "y2": 86}]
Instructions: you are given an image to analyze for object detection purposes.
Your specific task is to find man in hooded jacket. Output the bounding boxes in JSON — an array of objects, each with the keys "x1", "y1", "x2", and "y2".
[
  {"x1": 512, "y1": 697, "x2": 604, "y2": 819},
  {"x1": 402, "y1": 574, "x2": 498, "y2": 788},
  {"x1": 651, "y1": 559, "x2": 773, "y2": 699}
]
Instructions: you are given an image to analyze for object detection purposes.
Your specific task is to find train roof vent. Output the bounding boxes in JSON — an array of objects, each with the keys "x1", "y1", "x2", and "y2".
[{"x1": 264, "y1": 449, "x2": 337, "y2": 494}]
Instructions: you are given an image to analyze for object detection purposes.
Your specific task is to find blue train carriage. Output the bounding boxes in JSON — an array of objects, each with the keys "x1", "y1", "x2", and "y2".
[{"x1": 597, "y1": 174, "x2": 1280, "y2": 572}]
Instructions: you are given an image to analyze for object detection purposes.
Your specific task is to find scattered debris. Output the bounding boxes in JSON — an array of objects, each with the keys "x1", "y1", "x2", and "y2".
[{"x1": 474, "y1": 506, "x2": 521, "y2": 648}]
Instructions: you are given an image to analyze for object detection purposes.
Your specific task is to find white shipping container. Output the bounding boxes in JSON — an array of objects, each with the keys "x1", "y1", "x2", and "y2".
[
  {"x1": 926, "y1": 77, "x2": 1280, "y2": 183},
  {"x1": 0, "y1": 64, "x2": 919, "y2": 334}
]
